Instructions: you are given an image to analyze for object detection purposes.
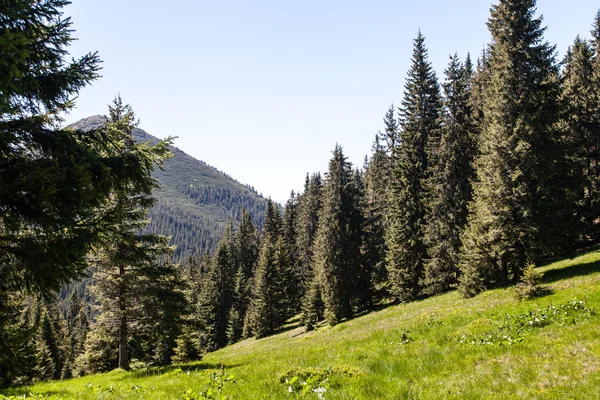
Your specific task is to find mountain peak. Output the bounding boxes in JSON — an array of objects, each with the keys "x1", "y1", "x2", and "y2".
[{"x1": 69, "y1": 116, "x2": 267, "y2": 260}]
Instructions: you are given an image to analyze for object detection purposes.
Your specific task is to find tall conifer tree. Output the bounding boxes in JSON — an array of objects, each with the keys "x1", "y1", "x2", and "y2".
[
  {"x1": 246, "y1": 200, "x2": 288, "y2": 338},
  {"x1": 296, "y1": 173, "x2": 323, "y2": 303},
  {"x1": 363, "y1": 107, "x2": 398, "y2": 300},
  {"x1": 385, "y1": 32, "x2": 441, "y2": 302},
  {"x1": 196, "y1": 225, "x2": 236, "y2": 351},
  {"x1": 227, "y1": 210, "x2": 259, "y2": 343},
  {"x1": 423, "y1": 54, "x2": 476, "y2": 294},
  {"x1": 84, "y1": 99, "x2": 176, "y2": 370},
  {"x1": 312, "y1": 146, "x2": 364, "y2": 325},
  {"x1": 561, "y1": 35, "x2": 600, "y2": 232},
  {"x1": 459, "y1": 0, "x2": 578, "y2": 296}
]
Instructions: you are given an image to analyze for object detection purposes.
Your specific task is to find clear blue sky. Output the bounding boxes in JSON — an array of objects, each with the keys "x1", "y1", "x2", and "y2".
[{"x1": 63, "y1": 0, "x2": 599, "y2": 203}]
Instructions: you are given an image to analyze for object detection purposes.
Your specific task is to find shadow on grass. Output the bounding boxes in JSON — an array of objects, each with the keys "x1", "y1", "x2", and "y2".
[
  {"x1": 117, "y1": 361, "x2": 243, "y2": 380},
  {"x1": 542, "y1": 258, "x2": 600, "y2": 284},
  {"x1": 0, "y1": 389, "x2": 65, "y2": 397}
]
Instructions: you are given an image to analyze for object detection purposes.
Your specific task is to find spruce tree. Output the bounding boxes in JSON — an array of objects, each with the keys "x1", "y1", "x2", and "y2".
[
  {"x1": 196, "y1": 225, "x2": 236, "y2": 351},
  {"x1": 363, "y1": 138, "x2": 391, "y2": 300},
  {"x1": 173, "y1": 252, "x2": 211, "y2": 362},
  {"x1": 312, "y1": 145, "x2": 364, "y2": 325},
  {"x1": 85, "y1": 98, "x2": 175, "y2": 370},
  {"x1": 296, "y1": 174, "x2": 323, "y2": 302},
  {"x1": 381, "y1": 104, "x2": 400, "y2": 157},
  {"x1": 281, "y1": 192, "x2": 302, "y2": 316},
  {"x1": 35, "y1": 308, "x2": 64, "y2": 380},
  {"x1": 33, "y1": 335, "x2": 56, "y2": 382},
  {"x1": 62, "y1": 288, "x2": 89, "y2": 378},
  {"x1": 561, "y1": 35, "x2": 600, "y2": 234},
  {"x1": 227, "y1": 210, "x2": 259, "y2": 343},
  {"x1": 422, "y1": 54, "x2": 476, "y2": 294},
  {"x1": 245, "y1": 200, "x2": 288, "y2": 338},
  {"x1": 385, "y1": 31, "x2": 442, "y2": 302},
  {"x1": 459, "y1": 0, "x2": 579, "y2": 296}
]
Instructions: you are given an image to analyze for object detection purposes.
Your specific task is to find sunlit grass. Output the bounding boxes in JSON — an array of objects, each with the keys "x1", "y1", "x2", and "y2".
[{"x1": 3, "y1": 248, "x2": 600, "y2": 399}]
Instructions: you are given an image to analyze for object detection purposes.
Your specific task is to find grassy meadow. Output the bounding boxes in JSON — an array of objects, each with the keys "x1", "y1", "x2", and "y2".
[{"x1": 3, "y1": 248, "x2": 600, "y2": 399}]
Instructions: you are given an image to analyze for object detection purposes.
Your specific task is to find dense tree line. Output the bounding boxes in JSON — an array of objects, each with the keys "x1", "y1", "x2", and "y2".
[
  {"x1": 185, "y1": 0, "x2": 600, "y2": 352},
  {"x1": 3, "y1": 0, "x2": 600, "y2": 388}
]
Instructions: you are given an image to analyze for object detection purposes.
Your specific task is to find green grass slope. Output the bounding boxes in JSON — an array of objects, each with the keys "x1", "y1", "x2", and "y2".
[
  {"x1": 4, "y1": 249, "x2": 600, "y2": 399},
  {"x1": 69, "y1": 116, "x2": 267, "y2": 260}
]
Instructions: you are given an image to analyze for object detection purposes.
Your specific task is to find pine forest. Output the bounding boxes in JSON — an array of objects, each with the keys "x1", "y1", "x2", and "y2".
[{"x1": 2, "y1": 0, "x2": 600, "y2": 398}]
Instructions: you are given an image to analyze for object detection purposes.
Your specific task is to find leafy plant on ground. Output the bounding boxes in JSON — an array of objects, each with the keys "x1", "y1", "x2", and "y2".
[
  {"x1": 183, "y1": 368, "x2": 234, "y2": 400},
  {"x1": 385, "y1": 328, "x2": 413, "y2": 345},
  {"x1": 459, "y1": 300, "x2": 594, "y2": 346},
  {"x1": 280, "y1": 366, "x2": 363, "y2": 398}
]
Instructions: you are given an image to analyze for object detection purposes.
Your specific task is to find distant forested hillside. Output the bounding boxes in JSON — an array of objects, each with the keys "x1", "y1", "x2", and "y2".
[{"x1": 70, "y1": 116, "x2": 267, "y2": 260}]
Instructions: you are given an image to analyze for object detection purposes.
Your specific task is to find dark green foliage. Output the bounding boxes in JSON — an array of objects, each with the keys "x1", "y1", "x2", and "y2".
[
  {"x1": 171, "y1": 332, "x2": 201, "y2": 364},
  {"x1": 561, "y1": 33, "x2": 600, "y2": 235},
  {"x1": 33, "y1": 336, "x2": 55, "y2": 382},
  {"x1": 281, "y1": 193, "x2": 302, "y2": 316},
  {"x1": 363, "y1": 107, "x2": 397, "y2": 301},
  {"x1": 61, "y1": 288, "x2": 89, "y2": 378},
  {"x1": 301, "y1": 274, "x2": 325, "y2": 330},
  {"x1": 227, "y1": 210, "x2": 259, "y2": 343},
  {"x1": 297, "y1": 174, "x2": 323, "y2": 310},
  {"x1": 79, "y1": 99, "x2": 184, "y2": 372},
  {"x1": 423, "y1": 54, "x2": 476, "y2": 294},
  {"x1": 172, "y1": 252, "x2": 210, "y2": 361},
  {"x1": 0, "y1": 0, "x2": 102, "y2": 308},
  {"x1": 0, "y1": 294, "x2": 36, "y2": 387},
  {"x1": 386, "y1": 32, "x2": 442, "y2": 302},
  {"x1": 76, "y1": 312, "x2": 119, "y2": 374},
  {"x1": 459, "y1": 0, "x2": 579, "y2": 296},
  {"x1": 33, "y1": 306, "x2": 67, "y2": 381},
  {"x1": 245, "y1": 200, "x2": 290, "y2": 338},
  {"x1": 195, "y1": 226, "x2": 236, "y2": 351},
  {"x1": 312, "y1": 146, "x2": 365, "y2": 325}
]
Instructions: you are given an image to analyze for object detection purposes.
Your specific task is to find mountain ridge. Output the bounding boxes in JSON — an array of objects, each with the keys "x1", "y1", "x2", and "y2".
[{"x1": 69, "y1": 115, "x2": 267, "y2": 261}]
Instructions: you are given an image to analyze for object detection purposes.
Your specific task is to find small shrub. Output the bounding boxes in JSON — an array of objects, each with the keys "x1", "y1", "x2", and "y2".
[{"x1": 515, "y1": 262, "x2": 550, "y2": 300}]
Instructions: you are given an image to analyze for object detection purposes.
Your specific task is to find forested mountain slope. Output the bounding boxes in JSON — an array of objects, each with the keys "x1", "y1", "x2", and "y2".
[{"x1": 70, "y1": 115, "x2": 267, "y2": 260}]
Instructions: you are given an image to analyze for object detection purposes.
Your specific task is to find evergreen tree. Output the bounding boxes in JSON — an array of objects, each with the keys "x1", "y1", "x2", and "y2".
[
  {"x1": 35, "y1": 307, "x2": 65, "y2": 380},
  {"x1": 33, "y1": 335, "x2": 55, "y2": 382},
  {"x1": 83, "y1": 98, "x2": 175, "y2": 370},
  {"x1": 0, "y1": 294, "x2": 36, "y2": 386},
  {"x1": 561, "y1": 35, "x2": 600, "y2": 234},
  {"x1": 62, "y1": 288, "x2": 89, "y2": 378},
  {"x1": 227, "y1": 210, "x2": 259, "y2": 343},
  {"x1": 385, "y1": 31, "x2": 442, "y2": 302},
  {"x1": 459, "y1": 0, "x2": 579, "y2": 296},
  {"x1": 296, "y1": 174, "x2": 323, "y2": 303},
  {"x1": 422, "y1": 54, "x2": 476, "y2": 294},
  {"x1": 76, "y1": 311, "x2": 119, "y2": 374},
  {"x1": 312, "y1": 145, "x2": 365, "y2": 325},
  {"x1": 363, "y1": 136, "x2": 391, "y2": 301},
  {"x1": 196, "y1": 225, "x2": 236, "y2": 351},
  {"x1": 381, "y1": 104, "x2": 400, "y2": 157},
  {"x1": 173, "y1": 252, "x2": 211, "y2": 362},
  {"x1": 245, "y1": 200, "x2": 289, "y2": 338},
  {"x1": 281, "y1": 192, "x2": 302, "y2": 316}
]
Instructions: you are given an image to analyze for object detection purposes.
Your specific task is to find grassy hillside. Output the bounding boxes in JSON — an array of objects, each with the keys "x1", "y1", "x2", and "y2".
[
  {"x1": 69, "y1": 116, "x2": 267, "y2": 260},
  {"x1": 4, "y1": 248, "x2": 600, "y2": 399}
]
